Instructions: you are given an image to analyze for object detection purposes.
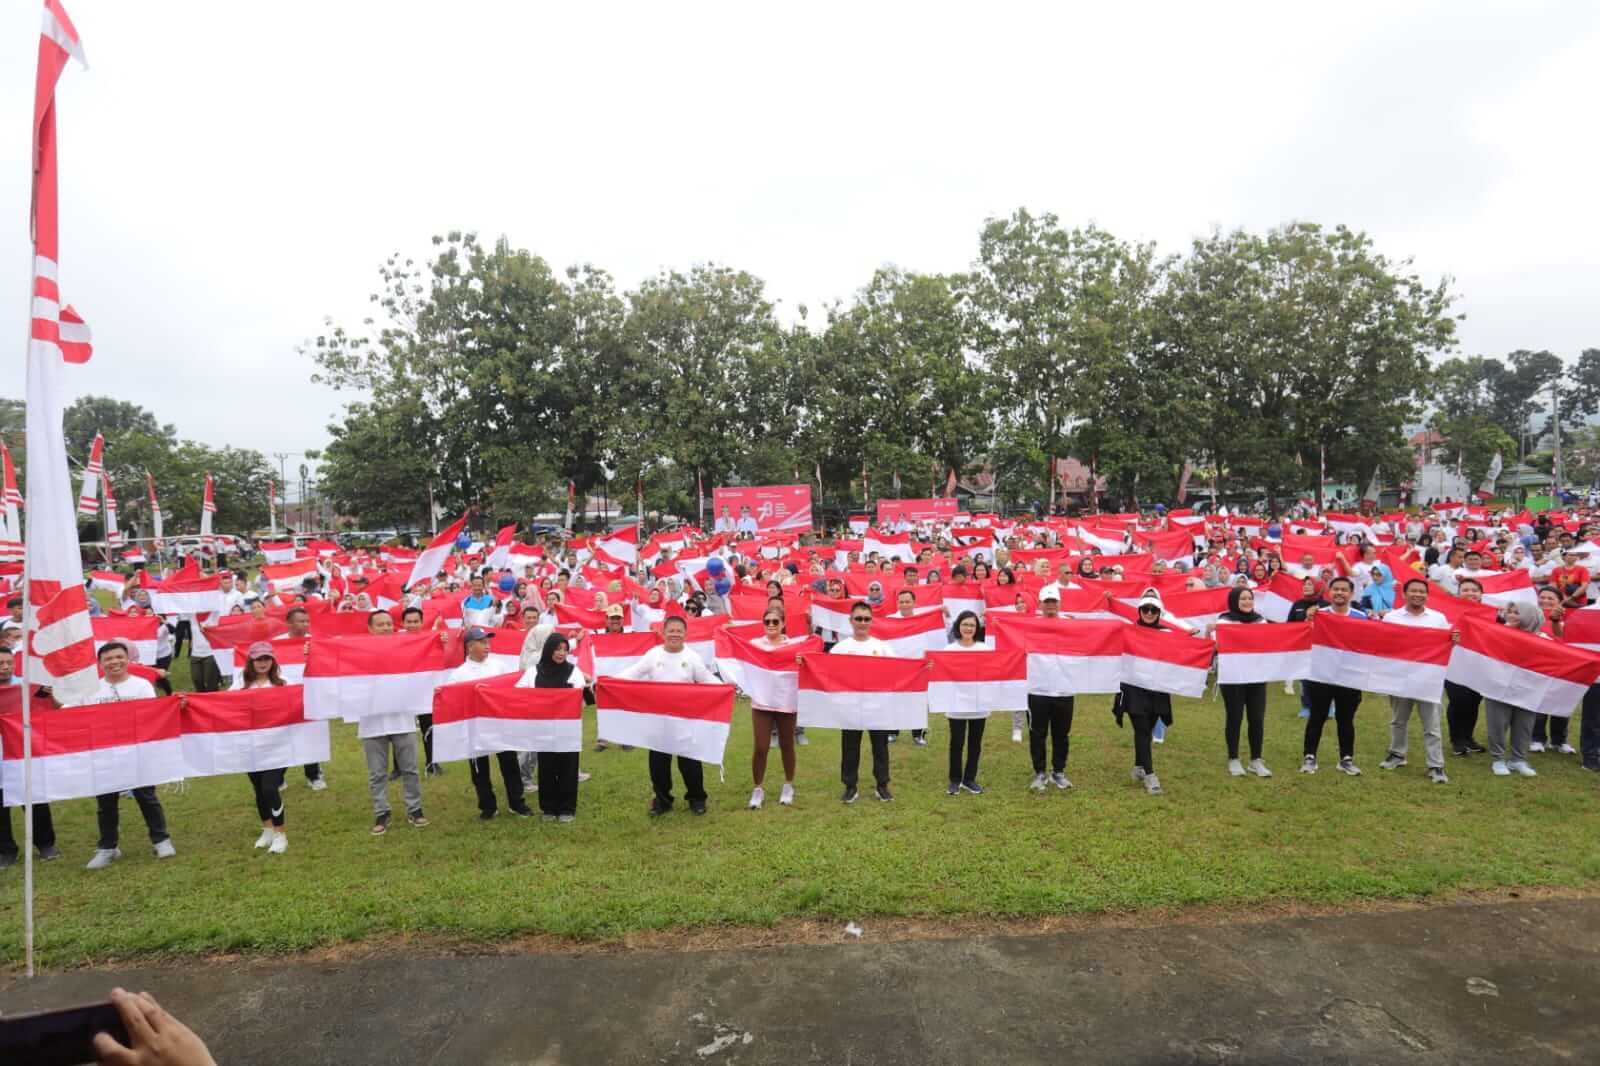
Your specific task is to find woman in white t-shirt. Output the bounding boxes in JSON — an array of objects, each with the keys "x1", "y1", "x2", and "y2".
[
  {"x1": 748, "y1": 608, "x2": 804, "y2": 809},
  {"x1": 238, "y1": 642, "x2": 291, "y2": 854},
  {"x1": 939, "y1": 611, "x2": 988, "y2": 796}
]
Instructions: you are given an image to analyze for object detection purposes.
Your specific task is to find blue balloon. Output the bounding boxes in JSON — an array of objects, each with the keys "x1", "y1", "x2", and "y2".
[
  {"x1": 1266, "y1": 524, "x2": 1282, "y2": 539},
  {"x1": 498, "y1": 575, "x2": 516, "y2": 592},
  {"x1": 455, "y1": 534, "x2": 472, "y2": 551},
  {"x1": 705, "y1": 557, "x2": 726, "y2": 578},
  {"x1": 713, "y1": 578, "x2": 732, "y2": 596}
]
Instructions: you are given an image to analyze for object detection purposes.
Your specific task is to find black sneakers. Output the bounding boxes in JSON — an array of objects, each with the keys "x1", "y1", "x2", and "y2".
[
  {"x1": 841, "y1": 786, "x2": 859, "y2": 804},
  {"x1": 875, "y1": 784, "x2": 894, "y2": 802}
]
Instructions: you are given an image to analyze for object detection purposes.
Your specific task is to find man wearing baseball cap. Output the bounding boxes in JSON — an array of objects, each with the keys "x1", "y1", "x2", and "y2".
[
  {"x1": 449, "y1": 626, "x2": 532, "y2": 820},
  {"x1": 1027, "y1": 586, "x2": 1074, "y2": 792}
]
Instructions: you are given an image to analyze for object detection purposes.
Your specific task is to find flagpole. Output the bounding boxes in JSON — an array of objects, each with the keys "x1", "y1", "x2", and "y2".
[{"x1": 20, "y1": 247, "x2": 38, "y2": 981}]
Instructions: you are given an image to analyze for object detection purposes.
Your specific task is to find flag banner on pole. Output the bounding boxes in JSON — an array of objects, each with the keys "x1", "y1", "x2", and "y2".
[
  {"x1": 146, "y1": 571, "x2": 222, "y2": 617},
  {"x1": 1308, "y1": 612, "x2": 1450, "y2": 703},
  {"x1": 198, "y1": 472, "x2": 215, "y2": 550},
  {"x1": 1120, "y1": 625, "x2": 1214, "y2": 697},
  {"x1": 0, "y1": 694, "x2": 185, "y2": 805},
  {"x1": 715, "y1": 628, "x2": 821, "y2": 712},
  {"x1": 261, "y1": 557, "x2": 319, "y2": 594},
  {"x1": 0, "y1": 442, "x2": 22, "y2": 563},
  {"x1": 985, "y1": 613, "x2": 1124, "y2": 695},
  {"x1": 87, "y1": 569, "x2": 124, "y2": 596},
  {"x1": 75, "y1": 432, "x2": 103, "y2": 516},
  {"x1": 1446, "y1": 614, "x2": 1600, "y2": 718},
  {"x1": 179, "y1": 686, "x2": 330, "y2": 776},
  {"x1": 582, "y1": 630, "x2": 661, "y2": 678},
  {"x1": 90, "y1": 614, "x2": 159, "y2": 665},
  {"x1": 594, "y1": 678, "x2": 734, "y2": 763},
  {"x1": 1214, "y1": 621, "x2": 1312, "y2": 684},
  {"x1": 926, "y1": 648, "x2": 1027, "y2": 718},
  {"x1": 103, "y1": 475, "x2": 121, "y2": 546},
  {"x1": 485, "y1": 523, "x2": 518, "y2": 570},
  {"x1": 258, "y1": 540, "x2": 295, "y2": 564},
  {"x1": 1472, "y1": 569, "x2": 1539, "y2": 610},
  {"x1": 431, "y1": 674, "x2": 582, "y2": 762},
  {"x1": 406, "y1": 512, "x2": 467, "y2": 590},
  {"x1": 596, "y1": 525, "x2": 638, "y2": 565},
  {"x1": 869, "y1": 611, "x2": 948, "y2": 657},
  {"x1": 229, "y1": 636, "x2": 308, "y2": 686},
  {"x1": 797, "y1": 654, "x2": 929, "y2": 731},
  {"x1": 302, "y1": 632, "x2": 450, "y2": 721}
]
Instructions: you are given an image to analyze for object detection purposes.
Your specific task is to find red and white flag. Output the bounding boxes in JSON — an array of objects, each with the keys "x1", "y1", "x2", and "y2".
[
  {"x1": 229, "y1": 636, "x2": 309, "y2": 686},
  {"x1": 0, "y1": 693, "x2": 185, "y2": 804},
  {"x1": 1073, "y1": 525, "x2": 1128, "y2": 555},
  {"x1": 146, "y1": 570, "x2": 222, "y2": 617},
  {"x1": 103, "y1": 473, "x2": 122, "y2": 547},
  {"x1": 986, "y1": 613, "x2": 1124, "y2": 695},
  {"x1": 863, "y1": 531, "x2": 916, "y2": 563},
  {"x1": 0, "y1": 441, "x2": 22, "y2": 563},
  {"x1": 797, "y1": 654, "x2": 929, "y2": 730},
  {"x1": 594, "y1": 677, "x2": 735, "y2": 763},
  {"x1": 870, "y1": 611, "x2": 947, "y2": 657},
  {"x1": 484, "y1": 523, "x2": 518, "y2": 571},
  {"x1": 431, "y1": 675, "x2": 582, "y2": 762},
  {"x1": 75, "y1": 431, "x2": 103, "y2": 517},
  {"x1": 405, "y1": 512, "x2": 468, "y2": 591},
  {"x1": 261, "y1": 557, "x2": 319, "y2": 594},
  {"x1": 1214, "y1": 621, "x2": 1312, "y2": 684},
  {"x1": 1120, "y1": 624, "x2": 1214, "y2": 697},
  {"x1": 1131, "y1": 528, "x2": 1198, "y2": 564},
  {"x1": 120, "y1": 547, "x2": 145, "y2": 565},
  {"x1": 1308, "y1": 611, "x2": 1450, "y2": 703},
  {"x1": 146, "y1": 470, "x2": 163, "y2": 543},
  {"x1": 715, "y1": 628, "x2": 821, "y2": 711},
  {"x1": 926, "y1": 648, "x2": 1027, "y2": 718},
  {"x1": 87, "y1": 569, "x2": 125, "y2": 597},
  {"x1": 1563, "y1": 607, "x2": 1600, "y2": 653},
  {"x1": 1473, "y1": 569, "x2": 1539, "y2": 610},
  {"x1": 596, "y1": 525, "x2": 639, "y2": 566},
  {"x1": 258, "y1": 540, "x2": 295, "y2": 564},
  {"x1": 940, "y1": 587, "x2": 985, "y2": 620},
  {"x1": 584, "y1": 630, "x2": 661, "y2": 678},
  {"x1": 199, "y1": 472, "x2": 215, "y2": 549},
  {"x1": 1252, "y1": 572, "x2": 1312, "y2": 623},
  {"x1": 179, "y1": 686, "x2": 330, "y2": 776},
  {"x1": 302, "y1": 631, "x2": 450, "y2": 720},
  {"x1": 1447, "y1": 614, "x2": 1600, "y2": 718},
  {"x1": 91, "y1": 614, "x2": 158, "y2": 665},
  {"x1": 808, "y1": 594, "x2": 855, "y2": 635}
]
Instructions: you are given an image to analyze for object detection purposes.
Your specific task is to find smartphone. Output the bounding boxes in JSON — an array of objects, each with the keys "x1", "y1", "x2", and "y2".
[{"x1": 0, "y1": 999, "x2": 130, "y2": 1065}]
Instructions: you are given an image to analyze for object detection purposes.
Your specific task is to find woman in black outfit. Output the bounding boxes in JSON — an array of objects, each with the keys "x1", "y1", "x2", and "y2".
[
  {"x1": 1213, "y1": 586, "x2": 1272, "y2": 778},
  {"x1": 521, "y1": 634, "x2": 591, "y2": 822},
  {"x1": 1117, "y1": 597, "x2": 1173, "y2": 795}
]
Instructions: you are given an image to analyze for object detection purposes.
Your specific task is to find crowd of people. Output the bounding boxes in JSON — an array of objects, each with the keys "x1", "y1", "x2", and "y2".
[{"x1": 3, "y1": 501, "x2": 1599, "y2": 872}]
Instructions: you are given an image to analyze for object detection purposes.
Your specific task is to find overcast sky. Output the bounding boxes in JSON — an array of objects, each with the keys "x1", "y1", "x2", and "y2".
[{"x1": 2, "y1": 1, "x2": 1596, "y2": 494}]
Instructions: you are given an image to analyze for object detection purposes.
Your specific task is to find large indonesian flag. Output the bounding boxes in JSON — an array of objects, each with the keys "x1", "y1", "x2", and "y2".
[
  {"x1": 179, "y1": 686, "x2": 330, "y2": 775},
  {"x1": 1446, "y1": 614, "x2": 1600, "y2": 718},
  {"x1": 258, "y1": 540, "x2": 295, "y2": 564},
  {"x1": 0, "y1": 693, "x2": 186, "y2": 804},
  {"x1": 485, "y1": 523, "x2": 518, "y2": 570},
  {"x1": 91, "y1": 614, "x2": 159, "y2": 665},
  {"x1": 715, "y1": 628, "x2": 822, "y2": 711},
  {"x1": 594, "y1": 677, "x2": 735, "y2": 763},
  {"x1": 406, "y1": 512, "x2": 467, "y2": 591},
  {"x1": 1215, "y1": 621, "x2": 1312, "y2": 684},
  {"x1": 986, "y1": 613, "x2": 1124, "y2": 695},
  {"x1": 595, "y1": 525, "x2": 639, "y2": 565},
  {"x1": 262, "y1": 557, "x2": 319, "y2": 594},
  {"x1": 431, "y1": 675, "x2": 583, "y2": 761},
  {"x1": 1121, "y1": 625, "x2": 1214, "y2": 697},
  {"x1": 1563, "y1": 607, "x2": 1600, "y2": 653},
  {"x1": 871, "y1": 611, "x2": 947, "y2": 657},
  {"x1": 302, "y1": 632, "x2": 449, "y2": 720},
  {"x1": 926, "y1": 648, "x2": 1027, "y2": 718},
  {"x1": 146, "y1": 571, "x2": 222, "y2": 617},
  {"x1": 797, "y1": 654, "x2": 929, "y2": 730},
  {"x1": 1473, "y1": 569, "x2": 1539, "y2": 610},
  {"x1": 1308, "y1": 612, "x2": 1451, "y2": 703}
]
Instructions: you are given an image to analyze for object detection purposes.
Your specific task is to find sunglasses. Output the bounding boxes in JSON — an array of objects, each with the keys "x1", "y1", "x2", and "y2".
[
  {"x1": 851, "y1": 616, "x2": 873, "y2": 623},
  {"x1": 764, "y1": 618, "x2": 782, "y2": 626},
  {"x1": 1139, "y1": 605, "x2": 1161, "y2": 613}
]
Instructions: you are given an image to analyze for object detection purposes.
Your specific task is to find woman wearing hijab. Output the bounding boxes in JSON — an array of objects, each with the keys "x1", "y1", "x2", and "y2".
[
  {"x1": 1116, "y1": 595, "x2": 1174, "y2": 795},
  {"x1": 1483, "y1": 602, "x2": 1545, "y2": 777},
  {"x1": 516, "y1": 634, "x2": 591, "y2": 821},
  {"x1": 1358, "y1": 563, "x2": 1396, "y2": 616},
  {"x1": 1213, "y1": 587, "x2": 1273, "y2": 778}
]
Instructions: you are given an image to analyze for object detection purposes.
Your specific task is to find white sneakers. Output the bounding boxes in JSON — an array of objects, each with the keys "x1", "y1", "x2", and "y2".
[
  {"x1": 85, "y1": 847, "x2": 120, "y2": 870},
  {"x1": 1491, "y1": 760, "x2": 1510, "y2": 776},
  {"x1": 1555, "y1": 743, "x2": 1577, "y2": 755},
  {"x1": 748, "y1": 787, "x2": 765, "y2": 810},
  {"x1": 153, "y1": 839, "x2": 176, "y2": 859},
  {"x1": 779, "y1": 783, "x2": 795, "y2": 806},
  {"x1": 1228, "y1": 759, "x2": 1246, "y2": 777},
  {"x1": 254, "y1": 828, "x2": 276, "y2": 849},
  {"x1": 268, "y1": 832, "x2": 288, "y2": 854},
  {"x1": 1144, "y1": 774, "x2": 1163, "y2": 795},
  {"x1": 308, "y1": 776, "x2": 328, "y2": 791},
  {"x1": 1248, "y1": 759, "x2": 1273, "y2": 778},
  {"x1": 1030, "y1": 772, "x2": 1048, "y2": 792},
  {"x1": 1530, "y1": 741, "x2": 1546, "y2": 753},
  {"x1": 1509, "y1": 760, "x2": 1538, "y2": 777},
  {"x1": 1011, "y1": 727, "x2": 1023, "y2": 743}
]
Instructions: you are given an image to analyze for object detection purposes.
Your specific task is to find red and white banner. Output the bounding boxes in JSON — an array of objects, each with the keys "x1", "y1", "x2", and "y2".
[
  {"x1": 1447, "y1": 614, "x2": 1600, "y2": 718},
  {"x1": 862, "y1": 531, "x2": 916, "y2": 563},
  {"x1": 407, "y1": 512, "x2": 468, "y2": 590},
  {"x1": 262, "y1": 557, "x2": 318, "y2": 594},
  {"x1": 926, "y1": 648, "x2": 1027, "y2": 718},
  {"x1": 76, "y1": 431, "x2": 103, "y2": 517},
  {"x1": 1563, "y1": 607, "x2": 1600, "y2": 652},
  {"x1": 1131, "y1": 528, "x2": 1199, "y2": 564},
  {"x1": 1214, "y1": 621, "x2": 1312, "y2": 684},
  {"x1": 179, "y1": 686, "x2": 330, "y2": 775},
  {"x1": 147, "y1": 572, "x2": 222, "y2": 617},
  {"x1": 1120, "y1": 625, "x2": 1214, "y2": 697},
  {"x1": 797, "y1": 654, "x2": 929, "y2": 730},
  {"x1": 1252, "y1": 572, "x2": 1312, "y2": 623},
  {"x1": 584, "y1": 630, "x2": 661, "y2": 678},
  {"x1": 596, "y1": 525, "x2": 639, "y2": 565},
  {"x1": 940, "y1": 588, "x2": 985, "y2": 619},
  {"x1": 715, "y1": 629, "x2": 821, "y2": 711},
  {"x1": 594, "y1": 677, "x2": 735, "y2": 763},
  {"x1": 1473, "y1": 569, "x2": 1539, "y2": 610},
  {"x1": 871, "y1": 611, "x2": 947, "y2": 658},
  {"x1": 91, "y1": 614, "x2": 159, "y2": 665},
  {"x1": 1073, "y1": 525, "x2": 1127, "y2": 555},
  {"x1": 431, "y1": 676, "x2": 583, "y2": 761},
  {"x1": 258, "y1": 540, "x2": 296, "y2": 564},
  {"x1": 485, "y1": 523, "x2": 518, "y2": 571},
  {"x1": 0, "y1": 694, "x2": 185, "y2": 804},
  {"x1": 302, "y1": 632, "x2": 450, "y2": 720},
  {"x1": 986, "y1": 613, "x2": 1124, "y2": 695},
  {"x1": 230, "y1": 636, "x2": 309, "y2": 686},
  {"x1": 808, "y1": 595, "x2": 855, "y2": 635},
  {"x1": 876, "y1": 498, "x2": 959, "y2": 525},
  {"x1": 1308, "y1": 612, "x2": 1450, "y2": 702},
  {"x1": 88, "y1": 569, "x2": 125, "y2": 596},
  {"x1": 712, "y1": 485, "x2": 813, "y2": 534}
]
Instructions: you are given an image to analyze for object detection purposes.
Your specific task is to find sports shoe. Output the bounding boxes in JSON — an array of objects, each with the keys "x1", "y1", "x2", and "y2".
[
  {"x1": 425, "y1": 763, "x2": 444, "y2": 777},
  {"x1": 1529, "y1": 741, "x2": 1545, "y2": 753},
  {"x1": 542, "y1": 813, "x2": 558, "y2": 822},
  {"x1": 1581, "y1": 759, "x2": 1600, "y2": 773},
  {"x1": 1337, "y1": 757, "x2": 1362, "y2": 776},
  {"x1": 748, "y1": 787, "x2": 765, "y2": 810},
  {"x1": 1228, "y1": 759, "x2": 1245, "y2": 777},
  {"x1": 85, "y1": 847, "x2": 121, "y2": 870},
  {"x1": 557, "y1": 814, "x2": 575, "y2": 824},
  {"x1": 1297, "y1": 707, "x2": 1310, "y2": 719},
  {"x1": 886, "y1": 733, "x2": 898, "y2": 743},
  {"x1": 874, "y1": 784, "x2": 894, "y2": 802},
  {"x1": 1556, "y1": 743, "x2": 1577, "y2": 755},
  {"x1": 577, "y1": 772, "x2": 591, "y2": 783},
  {"x1": 1029, "y1": 772, "x2": 1048, "y2": 792},
  {"x1": 963, "y1": 779, "x2": 986, "y2": 795},
  {"x1": 648, "y1": 797, "x2": 673, "y2": 816},
  {"x1": 1011, "y1": 727, "x2": 1023, "y2": 743},
  {"x1": 796, "y1": 731, "x2": 810, "y2": 746},
  {"x1": 840, "y1": 786, "x2": 858, "y2": 805},
  {"x1": 153, "y1": 839, "x2": 176, "y2": 859},
  {"x1": 371, "y1": 813, "x2": 390, "y2": 835},
  {"x1": 268, "y1": 833, "x2": 287, "y2": 854},
  {"x1": 689, "y1": 800, "x2": 708, "y2": 816},
  {"x1": 1144, "y1": 774, "x2": 1163, "y2": 795},
  {"x1": 1050, "y1": 772, "x2": 1071, "y2": 791},
  {"x1": 594, "y1": 741, "x2": 609, "y2": 753},
  {"x1": 309, "y1": 776, "x2": 328, "y2": 791},
  {"x1": 510, "y1": 806, "x2": 534, "y2": 818},
  {"x1": 38, "y1": 845, "x2": 61, "y2": 861},
  {"x1": 946, "y1": 781, "x2": 960, "y2": 796},
  {"x1": 1300, "y1": 755, "x2": 1318, "y2": 774},
  {"x1": 1426, "y1": 767, "x2": 1449, "y2": 784},
  {"x1": 1379, "y1": 752, "x2": 1407, "y2": 770},
  {"x1": 1131, "y1": 766, "x2": 1147, "y2": 783},
  {"x1": 912, "y1": 732, "x2": 928, "y2": 747},
  {"x1": 1491, "y1": 760, "x2": 1510, "y2": 776},
  {"x1": 1510, "y1": 760, "x2": 1538, "y2": 777},
  {"x1": 1451, "y1": 743, "x2": 1471, "y2": 757},
  {"x1": 406, "y1": 810, "x2": 429, "y2": 828},
  {"x1": 1466, "y1": 740, "x2": 1488, "y2": 754},
  {"x1": 478, "y1": 810, "x2": 496, "y2": 822},
  {"x1": 1248, "y1": 759, "x2": 1273, "y2": 778},
  {"x1": 779, "y1": 783, "x2": 795, "y2": 805},
  {"x1": 254, "y1": 827, "x2": 276, "y2": 849}
]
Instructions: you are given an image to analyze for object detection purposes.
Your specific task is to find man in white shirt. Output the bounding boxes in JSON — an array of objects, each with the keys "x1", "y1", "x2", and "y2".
[
  {"x1": 1379, "y1": 579, "x2": 1451, "y2": 784},
  {"x1": 82, "y1": 642, "x2": 176, "y2": 870},
  {"x1": 449, "y1": 626, "x2": 531, "y2": 820},
  {"x1": 829, "y1": 602, "x2": 895, "y2": 803},
  {"x1": 618, "y1": 615, "x2": 721, "y2": 816},
  {"x1": 359, "y1": 610, "x2": 428, "y2": 834}
]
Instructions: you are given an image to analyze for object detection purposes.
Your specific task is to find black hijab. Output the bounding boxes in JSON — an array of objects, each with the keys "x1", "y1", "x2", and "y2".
[
  {"x1": 1220, "y1": 586, "x2": 1264, "y2": 624},
  {"x1": 533, "y1": 634, "x2": 576, "y2": 687}
]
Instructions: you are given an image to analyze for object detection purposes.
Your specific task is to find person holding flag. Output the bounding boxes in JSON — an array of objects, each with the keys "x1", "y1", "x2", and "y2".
[
  {"x1": 1027, "y1": 587, "x2": 1074, "y2": 793},
  {"x1": 518, "y1": 633, "x2": 590, "y2": 821},
  {"x1": 450, "y1": 626, "x2": 532, "y2": 820},
  {"x1": 1300, "y1": 576, "x2": 1368, "y2": 777},
  {"x1": 237, "y1": 642, "x2": 291, "y2": 853},
  {"x1": 747, "y1": 607, "x2": 805, "y2": 809},
  {"x1": 1115, "y1": 595, "x2": 1174, "y2": 795},
  {"x1": 1377, "y1": 579, "x2": 1451, "y2": 784},
  {"x1": 617, "y1": 615, "x2": 721, "y2": 816},
  {"x1": 827, "y1": 602, "x2": 896, "y2": 803},
  {"x1": 941, "y1": 610, "x2": 990, "y2": 795},
  {"x1": 0, "y1": 653, "x2": 61, "y2": 867},
  {"x1": 360, "y1": 610, "x2": 428, "y2": 835},
  {"x1": 1212, "y1": 586, "x2": 1273, "y2": 778},
  {"x1": 1482, "y1": 602, "x2": 1546, "y2": 777},
  {"x1": 80, "y1": 642, "x2": 177, "y2": 869}
]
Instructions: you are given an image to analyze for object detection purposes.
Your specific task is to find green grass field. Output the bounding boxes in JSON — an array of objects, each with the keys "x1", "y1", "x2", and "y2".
[{"x1": 3, "y1": 651, "x2": 1599, "y2": 969}]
